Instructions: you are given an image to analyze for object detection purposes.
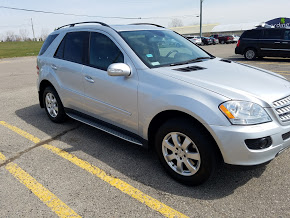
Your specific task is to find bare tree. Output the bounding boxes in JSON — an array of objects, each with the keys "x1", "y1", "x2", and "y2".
[
  {"x1": 5, "y1": 31, "x2": 16, "y2": 42},
  {"x1": 40, "y1": 28, "x2": 49, "y2": 41},
  {"x1": 0, "y1": 33, "x2": 4, "y2": 42},
  {"x1": 19, "y1": 29, "x2": 29, "y2": 41},
  {"x1": 15, "y1": 35, "x2": 22, "y2": 42},
  {"x1": 168, "y1": 18, "x2": 184, "y2": 28}
]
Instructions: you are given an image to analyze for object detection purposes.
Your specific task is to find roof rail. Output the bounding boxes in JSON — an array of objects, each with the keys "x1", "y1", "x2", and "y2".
[
  {"x1": 130, "y1": 23, "x2": 165, "y2": 28},
  {"x1": 56, "y1": 21, "x2": 110, "y2": 30}
]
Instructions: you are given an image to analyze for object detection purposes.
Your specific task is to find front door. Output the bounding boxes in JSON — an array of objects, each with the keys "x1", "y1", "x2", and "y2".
[{"x1": 82, "y1": 32, "x2": 139, "y2": 133}]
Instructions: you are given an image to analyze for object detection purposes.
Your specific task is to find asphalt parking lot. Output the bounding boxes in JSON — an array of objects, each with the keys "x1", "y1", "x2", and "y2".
[{"x1": 0, "y1": 44, "x2": 289, "y2": 217}]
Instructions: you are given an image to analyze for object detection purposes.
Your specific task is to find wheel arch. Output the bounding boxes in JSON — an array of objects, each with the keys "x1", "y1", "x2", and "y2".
[
  {"x1": 147, "y1": 110, "x2": 224, "y2": 162},
  {"x1": 39, "y1": 80, "x2": 55, "y2": 108}
]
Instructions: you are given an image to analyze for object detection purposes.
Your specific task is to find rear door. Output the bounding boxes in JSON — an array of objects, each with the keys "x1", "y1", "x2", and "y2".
[
  {"x1": 260, "y1": 29, "x2": 283, "y2": 56},
  {"x1": 280, "y1": 29, "x2": 290, "y2": 57},
  {"x1": 53, "y1": 31, "x2": 89, "y2": 111}
]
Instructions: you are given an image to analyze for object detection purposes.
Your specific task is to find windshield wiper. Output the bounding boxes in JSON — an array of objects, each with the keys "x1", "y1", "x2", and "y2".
[
  {"x1": 169, "y1": 56, "x2": 214, "y2": 66},
  {"x1": 195, "y1": 56, "x2": 215, "y2": 60},
  {"x1": 169, "y1": 59, "x2": 202, "y2": 66}
]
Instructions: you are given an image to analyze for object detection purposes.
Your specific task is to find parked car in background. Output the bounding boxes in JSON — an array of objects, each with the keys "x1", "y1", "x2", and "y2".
[
  {"x1": 210, "y1": 34, "x2": 234, "y2": 44},
  {"x1": 187, "y1": 35, "x2": 202, "y2": 45},
  {"x1": 235, "y1": 27, "x2": 290, "y2": 60},
  {"x1": 232, "y1": 35, "x2": 240, "y2": 43},
  {"x1": 210, "y1": 37, "x2": 219, "y2": 44},
  {"x1": 201, "y1": 37, "x2": 213, "y2": 45}
]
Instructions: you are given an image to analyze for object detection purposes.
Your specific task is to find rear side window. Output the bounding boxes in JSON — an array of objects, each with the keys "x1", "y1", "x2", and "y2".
[
  {"x1": 89, "y1": 32, "x2": 124, "y2": 71},
  {"x1": 39, "y1": 34, "x2": 59, "y2": 56},
  {"x1": 241, "y1": 30, "x2": 261, "y2": 39},
  {"x1": 284, "y1": 30, "x2": 290, "y2": 40},
  {"x1": 263, "y1": 29, "x2": 283, "y2": 39},
  {"x1": 54, "y1": 32, "x2": 89, "y2": 64}
]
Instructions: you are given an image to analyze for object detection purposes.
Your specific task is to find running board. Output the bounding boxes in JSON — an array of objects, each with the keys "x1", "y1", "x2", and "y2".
[{"x1": 66, "y1": 111, "x2": 143, "y2": 146}]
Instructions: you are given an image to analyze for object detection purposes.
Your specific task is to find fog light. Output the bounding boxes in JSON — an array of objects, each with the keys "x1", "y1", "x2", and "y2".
[{"x1": 245, "y1": 137, "x2": 272, "y2": 150}]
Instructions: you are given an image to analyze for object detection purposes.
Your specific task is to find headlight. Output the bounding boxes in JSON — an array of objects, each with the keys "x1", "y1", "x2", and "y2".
[{"x1": 219, "y1": 101, "x2": 272, "y2": 125}]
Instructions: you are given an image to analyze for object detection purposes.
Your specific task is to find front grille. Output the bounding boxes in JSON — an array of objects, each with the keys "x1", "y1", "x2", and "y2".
[{"x1": 273, "y1": 95, "x2": 290, "y2": 122}]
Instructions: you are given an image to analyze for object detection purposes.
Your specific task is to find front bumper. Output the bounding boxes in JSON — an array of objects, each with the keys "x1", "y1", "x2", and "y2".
[{"x1": 210, "y1": 120, "x2": 290, "y2": 165}]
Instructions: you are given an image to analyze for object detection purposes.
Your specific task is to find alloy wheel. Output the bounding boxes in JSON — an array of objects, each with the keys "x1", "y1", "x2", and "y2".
[{"x1": 162, "y1": 132, "x2": 201, "y2": 176}]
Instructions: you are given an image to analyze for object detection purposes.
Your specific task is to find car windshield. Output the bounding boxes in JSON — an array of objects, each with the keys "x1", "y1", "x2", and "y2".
[{"x1": 119, "y1": 30, "x2": 212, "y2": 68}]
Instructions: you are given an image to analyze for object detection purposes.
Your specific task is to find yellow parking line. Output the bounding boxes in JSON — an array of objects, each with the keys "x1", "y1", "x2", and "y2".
[
  {"x1": 0, "y1": 152, "x2": 6, "y2": 161},
  {"x1": 0, "y1": 152, "x2": 81, "y2": 218},
  {"x1": 0, "y1": 121, "x2": 40, "y2": 144},
  {"x1": 0, "y1": 121, "x2": 189, "y2": 218}
]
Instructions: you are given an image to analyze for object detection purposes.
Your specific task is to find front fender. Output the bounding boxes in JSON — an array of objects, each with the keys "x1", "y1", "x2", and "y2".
[{"x1": 138, "y1": 90, "x2": 230, "y2": 140}]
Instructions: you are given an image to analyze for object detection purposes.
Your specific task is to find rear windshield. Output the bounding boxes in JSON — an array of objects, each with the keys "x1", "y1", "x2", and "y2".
[{"x1": 39, "y1": 34, "x2": 59, "y2": 56}]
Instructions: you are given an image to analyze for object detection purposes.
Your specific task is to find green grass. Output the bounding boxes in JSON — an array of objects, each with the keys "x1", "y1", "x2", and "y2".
[{"x1": 0, "y1": 41, "x2": 44, "y2": 59}]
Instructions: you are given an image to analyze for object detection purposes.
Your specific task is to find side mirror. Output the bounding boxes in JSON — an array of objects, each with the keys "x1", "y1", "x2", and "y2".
[{"x1": 107, "y1": 63, "x2": 131, "y2": 77}]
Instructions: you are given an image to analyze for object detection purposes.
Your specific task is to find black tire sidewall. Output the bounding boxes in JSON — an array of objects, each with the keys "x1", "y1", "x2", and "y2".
[
  {"x1": 155, "y1": 118, "x2": 217, "y2": 186},
  {"x1": 43, "y1": 86, "x2": 66, "y2": 123}
]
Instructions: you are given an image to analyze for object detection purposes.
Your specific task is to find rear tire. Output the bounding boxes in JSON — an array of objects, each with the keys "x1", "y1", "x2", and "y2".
[
  {"x1": 43, "y1": 86, "x2": 66, "y2": 123},
  {"x1": 155, "y1": 118, "x2": 218, "y2": 186},
  {"x1": 244, "y1": 48, "x2": 257, "y2": 60}
]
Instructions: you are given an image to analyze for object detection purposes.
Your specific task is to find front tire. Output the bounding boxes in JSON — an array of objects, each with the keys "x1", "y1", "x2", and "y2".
[
  {"x1": 43, "y1": 86, "x2": 66, "y2": 123},
  {"x1": 155, "y1": 118, "x2": 218, "y2": 186}
]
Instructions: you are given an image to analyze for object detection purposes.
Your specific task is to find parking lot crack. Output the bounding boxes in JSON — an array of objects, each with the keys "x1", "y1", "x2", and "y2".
[{"x1": 0, "y1": 124, "x2": 82, "y2": 168}]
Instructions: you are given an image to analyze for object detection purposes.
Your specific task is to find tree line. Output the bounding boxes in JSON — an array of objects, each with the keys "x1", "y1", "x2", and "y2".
[{"x1": 0, "y1": 28, "x2": 49, "y2": 42}]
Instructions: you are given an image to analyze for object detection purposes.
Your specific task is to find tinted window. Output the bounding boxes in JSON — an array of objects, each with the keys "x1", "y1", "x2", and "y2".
[
  {"x1": 39, "y1": 34, "x2": 59, "y2": 55},
  {"x1": 54, "y1": 32, "x2": 89, "y2": 64},
  {"x1": 54, "y1": 37, "x2": 65, "y2": 59},
  {"x1": 89, "y1": 32, "x2": 124, "y2": 70},
  {"x1": 241, "y1": 30, "x2": 260, "y2": 39},
  {"x1": 283, "y1": 30, "x2": 290, "y2": 40},
  {"x1": 263, "y1": 29, "x2": 282, "y2": 39}
]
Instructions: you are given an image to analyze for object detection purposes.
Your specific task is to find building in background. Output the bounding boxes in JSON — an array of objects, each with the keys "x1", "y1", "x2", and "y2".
[{"x1": 170, "y1": 17, "x2": 290, "y2": 37}]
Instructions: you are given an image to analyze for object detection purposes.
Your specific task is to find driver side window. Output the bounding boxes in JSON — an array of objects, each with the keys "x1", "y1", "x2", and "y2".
[{"x1": 89, "y1": 32, "x2": 124, "y2": 71}]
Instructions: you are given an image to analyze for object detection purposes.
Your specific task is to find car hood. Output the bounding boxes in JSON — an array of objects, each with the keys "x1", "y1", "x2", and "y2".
[{"x1": 153, "y1": 58, "x2": 290, "y2": 107}]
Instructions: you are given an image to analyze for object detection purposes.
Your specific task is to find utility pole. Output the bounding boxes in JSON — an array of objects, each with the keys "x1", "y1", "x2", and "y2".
[
  {"x1": 31, "y1": 18, "x2": 35, "y2": 41},
  {"x1": 199, "y1": 0, "x2": 203, "y2": 38}
]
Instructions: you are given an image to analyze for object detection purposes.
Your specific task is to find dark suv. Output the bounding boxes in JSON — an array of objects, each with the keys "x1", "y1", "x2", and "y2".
[{"x1": 235, "y1": 27, "x2": 290, "y2": 60}]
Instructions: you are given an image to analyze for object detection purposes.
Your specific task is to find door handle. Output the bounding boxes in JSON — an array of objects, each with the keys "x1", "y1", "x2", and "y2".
[
  {"x1": 282, "y1": 42, "x2": 289, "y2": 44},
  {"x1": 85, "y1": 76, "x2": 94, "y2": 83},
  {"x1": 51, "y1": 64, "x2": 57, "y2": 70},
  {"x1": 274, "y1": 42, "x2": 281, "y2": 44}
]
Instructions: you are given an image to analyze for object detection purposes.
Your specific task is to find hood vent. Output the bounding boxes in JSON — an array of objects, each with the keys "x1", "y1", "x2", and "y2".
[
  {"x1": 174, "y1": 66, "x2": 206, "y2": 72},
  {"x1": 220, "y1": 59, "x2": 232, "y2": 63}
]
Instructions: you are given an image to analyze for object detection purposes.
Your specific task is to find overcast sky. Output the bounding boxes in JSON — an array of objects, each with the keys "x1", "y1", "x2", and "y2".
[{"x1": 0, "y1": 0, "x2": 290, "y2": 39}]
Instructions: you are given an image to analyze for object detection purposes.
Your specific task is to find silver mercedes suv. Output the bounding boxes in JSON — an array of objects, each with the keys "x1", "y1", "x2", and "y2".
[{"x1": 37, "y1": 22, "x2": 290, "y2": 185}]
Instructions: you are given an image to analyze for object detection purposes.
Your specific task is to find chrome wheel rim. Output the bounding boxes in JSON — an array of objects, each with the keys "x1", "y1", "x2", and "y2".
[
  {"x1": 45, "y1": 93, "x2": 58, "y2": 118},
  {"x1": 162, "y1": 132, "x2": 201, "y2": 176},
  {"x1": 246, "y1": 50, "x2": 255, "y2": 59}
]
